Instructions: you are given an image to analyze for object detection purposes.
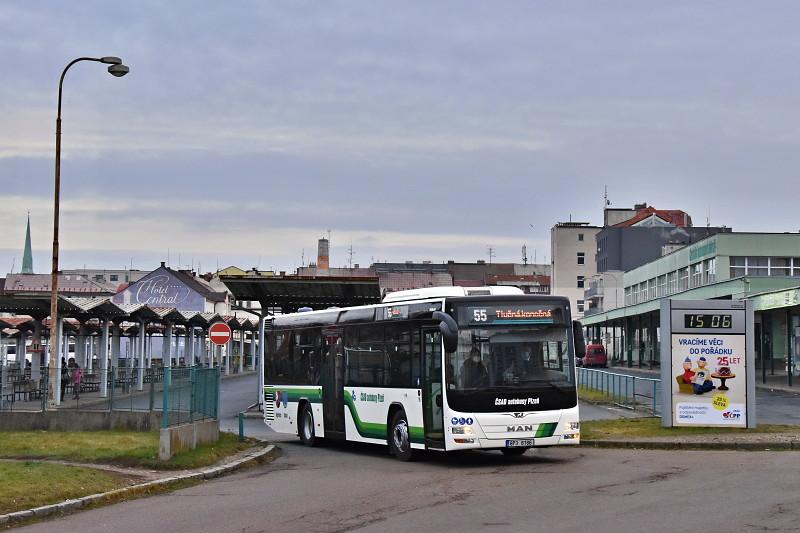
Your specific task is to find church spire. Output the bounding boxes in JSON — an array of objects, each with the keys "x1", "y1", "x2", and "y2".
[{"x1": 21, "y1": 211, "x2": 33, "y2": 274}]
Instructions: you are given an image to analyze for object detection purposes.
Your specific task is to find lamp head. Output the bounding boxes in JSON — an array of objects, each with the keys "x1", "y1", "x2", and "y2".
[
  {"x1": 100, "y1": 56, "x2": 122, "y2": 65},
  {"x1": 108, "y1": 64, "x2": 129, "y2": 77}
]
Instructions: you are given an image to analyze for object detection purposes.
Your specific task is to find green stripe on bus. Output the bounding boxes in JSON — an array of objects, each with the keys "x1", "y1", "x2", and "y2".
[
  {"x1": 535, "y1": 422, "x2": 557, "y2": 438},
  {"x1": 343, "y1": 390, "x2": 424, "y2": 444},
  {"x1": 264, "y1": 386, "x2": 322, "y2": 404}
]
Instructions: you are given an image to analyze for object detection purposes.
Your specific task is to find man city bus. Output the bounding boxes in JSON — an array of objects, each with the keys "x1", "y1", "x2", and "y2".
[{"x1": 262, "y1": 286, "x2": 584, "y2": 460}]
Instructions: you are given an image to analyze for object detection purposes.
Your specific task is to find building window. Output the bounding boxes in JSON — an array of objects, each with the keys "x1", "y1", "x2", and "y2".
[
  {"x1": 704, "y1": 258, "x2": 716, "y2": 283},
  {"x1": 678, "y1": 268, "x2": 689, "y2": 291},
  {"x1": 577, "y1": 299, "x2": 585, "y2": 313},
  {"x1": 794, "y1": 258, "x2": 800, "y2": 277},
  {"x1": 730, "y1": 256, "x2": 746, "y2": 278},
  {"x1": 578, "y1": 233, "x2": 584, "y2": 242},
  {"x1": 667, "y1": 271, "x2": 677, "y2": 294},
  {"x1": 658, "y1": 275, "x2": 667, "y2": 297},
  {"x1": 639, "y1": 282, "x2": 647, "y2": 303},
  {"x1": 577, "y1": 252, "x2": 585, "y2": 265},
  {"x1": 625, "y1": 287, "x2": 633, "y2": 306},
  {"x1": 110, "y1": 274, "x2": 119, "y2": 282},
  {"x1": 770, "y1": 257, "x2": 791, "y2": 276},
  {"x1": 691, "y1": 263, "x2": 703, "y2": 287},
  {"x1": 577, "y1": 276, "x2": 585, "y2": 289},
  {"x1": 748, "y1": 257, "x2": 768, "y2": 276}
]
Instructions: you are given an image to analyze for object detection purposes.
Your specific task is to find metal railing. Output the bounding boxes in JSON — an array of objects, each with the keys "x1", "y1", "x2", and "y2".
[
  {"x1": 577, "y1": 367, "x2": 661, "y2": 414},
  {"x1": 0, "y1": 365, "x2": 48, "y2": 411},
  {"x1": 1, "y1": 364, "x2": 220, "y2": 423},
  {"x1": 161, "y1": 367, "x2": 219, "y2": 427}
]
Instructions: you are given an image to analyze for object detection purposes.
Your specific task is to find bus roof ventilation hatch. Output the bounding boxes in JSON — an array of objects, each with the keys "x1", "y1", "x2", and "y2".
[{"x1": 466, "y1": 289, "x2": 491, "y2": 296}]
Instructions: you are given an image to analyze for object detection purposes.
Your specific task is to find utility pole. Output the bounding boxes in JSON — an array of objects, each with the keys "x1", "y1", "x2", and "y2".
[{"x1": 487, "y1": 246, "x2": 495, "y2": 264}]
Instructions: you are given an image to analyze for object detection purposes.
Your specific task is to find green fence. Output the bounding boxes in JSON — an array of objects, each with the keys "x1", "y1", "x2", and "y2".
[
  {"x1": 577, "y1": 367, "x2": 661, "y2": 414},
  {"x1": 161, "y1": 367, "x2": 220, "y2": 428}
]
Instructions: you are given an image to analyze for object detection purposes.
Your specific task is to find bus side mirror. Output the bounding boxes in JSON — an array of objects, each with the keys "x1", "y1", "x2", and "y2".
[
  {"x1": 573, "y1": 321, "x2": 586, "y2": 358},
  {"x1": 433, "y1": 311, "x2": 459, "y2": 353}
]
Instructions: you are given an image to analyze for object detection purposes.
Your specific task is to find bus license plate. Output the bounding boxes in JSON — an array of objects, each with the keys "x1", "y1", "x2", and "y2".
[{"x1": 506, "y1": 439, "x2": 535, "y2": 448}]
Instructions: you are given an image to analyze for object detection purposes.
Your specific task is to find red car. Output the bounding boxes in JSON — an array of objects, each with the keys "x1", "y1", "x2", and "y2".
[{"x1": 581, "y1": 344, "x2": 607, "y2": 368}]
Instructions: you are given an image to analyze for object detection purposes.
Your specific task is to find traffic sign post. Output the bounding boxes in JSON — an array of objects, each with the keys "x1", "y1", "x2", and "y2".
[
  {"x1": 209, "y1": 322, "x2": 232, "y2": 347},
  {"x1": 660, "y1": 299, "x2": 756, "y2": 429}
]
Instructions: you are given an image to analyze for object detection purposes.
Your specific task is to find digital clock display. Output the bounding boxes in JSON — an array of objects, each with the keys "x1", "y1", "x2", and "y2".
[{"x1": 684, "y1": 314, "x2": 732, "y2": 329}]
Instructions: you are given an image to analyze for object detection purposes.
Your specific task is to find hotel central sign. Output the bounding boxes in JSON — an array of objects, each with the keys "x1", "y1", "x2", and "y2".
[{"x1": 112, "y1": 270, "x2": 206, "y2": 311}]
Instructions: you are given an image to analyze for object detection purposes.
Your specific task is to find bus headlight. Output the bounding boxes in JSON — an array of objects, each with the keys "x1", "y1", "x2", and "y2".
[
  {"x1": 564, "y1": 422, "x2": 580, "y2": 431},
  {"x1": 451, "y1": 426, "x2": 474, "y2": 435}
]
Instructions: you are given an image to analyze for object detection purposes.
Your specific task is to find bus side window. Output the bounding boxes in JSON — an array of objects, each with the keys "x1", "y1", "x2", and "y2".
[{"x1": 386, "y1": 324, "x2": 411, "y2": 388}]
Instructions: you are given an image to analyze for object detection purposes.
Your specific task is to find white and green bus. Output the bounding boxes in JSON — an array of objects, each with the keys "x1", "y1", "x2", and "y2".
[{"x1": 263, "y1": 286, "x2": 585, "y2": 460}]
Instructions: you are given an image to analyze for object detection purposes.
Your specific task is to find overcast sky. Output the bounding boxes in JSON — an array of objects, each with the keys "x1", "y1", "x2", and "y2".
[{"x1": 2, "y1": 2, "x2": 799, "y2": 275}]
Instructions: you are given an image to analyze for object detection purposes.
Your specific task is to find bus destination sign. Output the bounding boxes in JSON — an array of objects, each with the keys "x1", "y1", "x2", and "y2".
[{"x1": 458, "y1": 305, "x2": 558, "y2": 326}]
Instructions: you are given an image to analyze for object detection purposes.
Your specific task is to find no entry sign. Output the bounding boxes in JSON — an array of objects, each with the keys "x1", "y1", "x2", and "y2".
[{"x1": 209, "y1": 322, "x2": 232, "y2": 346}]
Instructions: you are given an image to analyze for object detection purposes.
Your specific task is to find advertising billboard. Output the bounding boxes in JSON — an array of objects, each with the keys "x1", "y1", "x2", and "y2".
[{"x1": 660, "y1": 300, "x2": 755, "y2": 429}]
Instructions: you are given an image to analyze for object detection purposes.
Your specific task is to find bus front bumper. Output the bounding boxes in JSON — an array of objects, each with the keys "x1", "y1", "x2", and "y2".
[{"x1": 449, "y1": 434, "x2": 580, "y2": 449}]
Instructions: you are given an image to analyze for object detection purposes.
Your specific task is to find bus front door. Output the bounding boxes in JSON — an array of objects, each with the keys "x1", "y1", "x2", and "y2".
[
  {"x1": 422, "y1": 328, "x2": 445, "y2": 449},
  {"x1": 322, "y1": 329, "x2": 346, "y2": 438}
]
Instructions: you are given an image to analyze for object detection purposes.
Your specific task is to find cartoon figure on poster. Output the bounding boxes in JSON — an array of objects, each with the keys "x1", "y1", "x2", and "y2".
[
  {"x1": 691, "y1": 356, "x2": 715, "y2": 395},
  {"x1": 676, "y1": 356, "x2": 716, "y2": 395}
]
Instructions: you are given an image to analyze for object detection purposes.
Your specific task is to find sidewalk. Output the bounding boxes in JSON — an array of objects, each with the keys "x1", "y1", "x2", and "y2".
[{"x1": 583, "y1": 431, "x2": 800, "y2": 451}]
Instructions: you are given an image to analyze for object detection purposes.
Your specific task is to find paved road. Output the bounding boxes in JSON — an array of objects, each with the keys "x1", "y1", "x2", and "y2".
[
  {"x1": 19, "y1": 429, "x2": 800, "y2": 532},
  {"x1": 16, "y1": 373, "x2": 800, "y2": 532}
]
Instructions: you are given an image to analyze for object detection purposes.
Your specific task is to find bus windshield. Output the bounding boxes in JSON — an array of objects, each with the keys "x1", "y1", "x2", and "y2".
[{"x1": 446, "y1": 326, "x2": 574, "y2": 393}]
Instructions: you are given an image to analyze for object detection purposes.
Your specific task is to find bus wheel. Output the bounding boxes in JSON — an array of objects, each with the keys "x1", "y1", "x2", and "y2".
[
  {"x1": 500, "y1": 447, "x2": 528, "y2": 457},
  {"x1": 299, "y1": 403, "x2": 317, "y2": 447},
  {"x1": 389, "y1": 410, "x2": 413, "y2": 461}
]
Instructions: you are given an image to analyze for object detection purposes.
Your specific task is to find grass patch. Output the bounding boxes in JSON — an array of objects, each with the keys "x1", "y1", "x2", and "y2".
[
  {"x1": 582, "y1": 418, "x2": 800, "y2": 440},
  {"x1": 145, "y1": 432, "x2": 255, "y2": 470},
  {"x1": 0, "y1": 460, "x2": 131, "y2": 514},
  {"x1": 0, "y1": 431, "x2": 258, "y2": 470},
  {"x1": 577, "y1": 386, "x2": 620, "y2": 404}
]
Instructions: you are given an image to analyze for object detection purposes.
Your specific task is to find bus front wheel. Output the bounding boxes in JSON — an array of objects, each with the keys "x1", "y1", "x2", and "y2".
[
  {"x1": 389, "y1": 410, "x2": 413, "y2": 461},
  {"x1": 299, "y1": 403, "x2": 317, "y2": 447}
]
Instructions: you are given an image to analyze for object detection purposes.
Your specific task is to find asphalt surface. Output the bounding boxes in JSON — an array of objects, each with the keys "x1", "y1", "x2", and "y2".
[{"x1": 18, "y1": 430, "x2": 800, "y2": 532}]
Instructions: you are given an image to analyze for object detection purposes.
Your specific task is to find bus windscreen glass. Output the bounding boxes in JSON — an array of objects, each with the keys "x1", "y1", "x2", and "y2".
[{"x1": 447, "y1": 303, "x2": 576, "y2": 412}]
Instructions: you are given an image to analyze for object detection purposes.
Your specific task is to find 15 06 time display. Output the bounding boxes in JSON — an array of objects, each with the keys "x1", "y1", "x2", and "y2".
[{"x1": 684, "y1": 313, "x2": 732, "y2": 329}]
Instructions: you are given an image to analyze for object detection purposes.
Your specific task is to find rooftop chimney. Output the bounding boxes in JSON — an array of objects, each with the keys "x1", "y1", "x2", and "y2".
[{"x1": 318, "y1": 238, "x2": 330, "y2": 270}]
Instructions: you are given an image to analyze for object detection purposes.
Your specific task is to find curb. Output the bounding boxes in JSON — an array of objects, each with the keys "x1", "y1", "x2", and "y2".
[
  {"x1": 0, "y1": 443, "x2": 276, "y2": 527},
  {"x1": 582, "y1": 439, "x2": 799, "y2": 451}
]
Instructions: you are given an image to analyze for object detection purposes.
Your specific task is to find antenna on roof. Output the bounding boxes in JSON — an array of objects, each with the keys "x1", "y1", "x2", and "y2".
[
  {"x1": 347, "y1": 240, "x2": 355, "y2": 269},
  {"x1": 522, "y1": 244, "x2": 528, "y2": 265},
  {"x1": 487, "y1": 246, "x2": 495, "y2": 264}
]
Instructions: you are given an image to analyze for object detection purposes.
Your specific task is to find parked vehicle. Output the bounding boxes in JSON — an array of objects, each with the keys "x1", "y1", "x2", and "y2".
[{"x1": 581, "y1": 344, "x2": 607, "y2": 368}]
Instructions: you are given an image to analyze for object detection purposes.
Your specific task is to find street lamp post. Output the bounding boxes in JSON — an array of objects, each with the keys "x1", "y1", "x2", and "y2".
[{"x1": 49, "y1": 56, "x2": 129, "y2": 406}]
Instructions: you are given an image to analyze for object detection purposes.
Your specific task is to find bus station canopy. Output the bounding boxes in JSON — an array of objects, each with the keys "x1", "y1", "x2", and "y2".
[{"x1": 221, "y1": 276, "x2": 382, "y2": 313}]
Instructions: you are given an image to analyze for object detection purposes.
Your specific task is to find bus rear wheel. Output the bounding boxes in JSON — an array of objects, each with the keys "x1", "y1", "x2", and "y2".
[
  {"x1": 299, "y1": 403, "x2": 317, "y2": 447},
  {"x1": 500, "y1": 447, "x2": 528, "y2": 456},
  {"x1": 389, "y1": 410, "x2": 413, "y2": 461}
]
